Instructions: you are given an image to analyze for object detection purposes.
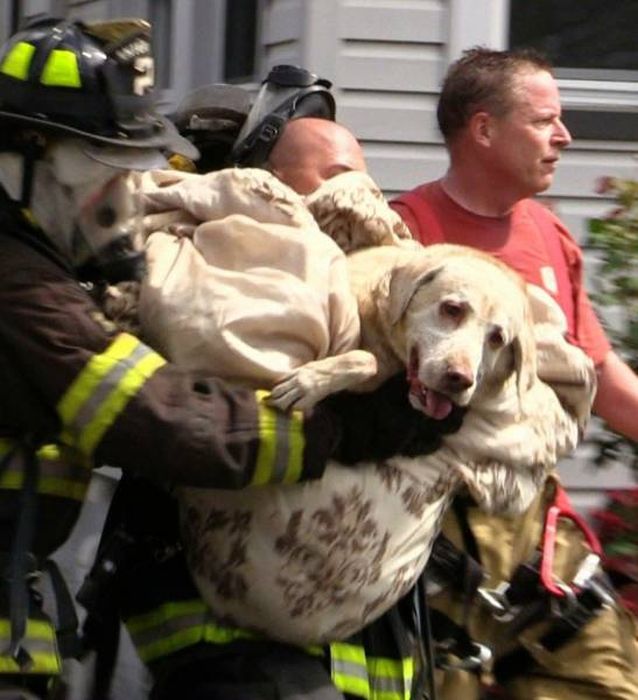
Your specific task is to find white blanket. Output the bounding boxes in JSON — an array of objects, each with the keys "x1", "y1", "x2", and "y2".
[{"x1": 138, "y1": 168, "x2": 360, "y2": 386}]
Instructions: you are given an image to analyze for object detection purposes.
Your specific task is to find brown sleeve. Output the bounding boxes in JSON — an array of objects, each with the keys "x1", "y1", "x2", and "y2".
[{"x1": 0, "y1": 234, "x2": 334, "y2": 489}]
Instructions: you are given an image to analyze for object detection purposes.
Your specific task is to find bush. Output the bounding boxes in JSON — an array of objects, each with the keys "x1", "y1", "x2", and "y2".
[
  {"x1": 586, "y1": 176, "x2": 638, "y2": 471},
  {"x1": 587, "y1": 178, "x2": 638, "y2": 611}
]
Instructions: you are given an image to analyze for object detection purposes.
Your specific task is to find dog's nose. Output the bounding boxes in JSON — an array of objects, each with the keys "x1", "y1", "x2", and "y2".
[{"x1": 443, "y1": 367, "x2": 474, "y2": 392}]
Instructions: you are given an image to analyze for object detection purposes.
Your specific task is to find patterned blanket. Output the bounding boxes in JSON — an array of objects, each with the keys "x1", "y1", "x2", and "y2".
[{"x1": 109, "y1": 167, "x2": 595, "y2": 645}]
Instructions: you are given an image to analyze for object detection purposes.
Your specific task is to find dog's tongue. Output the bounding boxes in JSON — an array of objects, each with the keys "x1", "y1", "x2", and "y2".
[
  {"x1": 408, "y1": 374, "x2": 453, "y2": 420},
  {"x1": 423, "y1": 389, "x2": 453, "y2": 420}
]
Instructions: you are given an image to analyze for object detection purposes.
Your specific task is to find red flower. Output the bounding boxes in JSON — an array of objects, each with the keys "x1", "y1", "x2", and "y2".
[
  {"x1": 595, "y1": 176, "x2": 616, "y2": 194},
  {"x1": 592, "y1": 510, "x2": 629, "y2": 540},
  {"x1": 607, "y1": 489, "x2": 638, "y2": 507}
]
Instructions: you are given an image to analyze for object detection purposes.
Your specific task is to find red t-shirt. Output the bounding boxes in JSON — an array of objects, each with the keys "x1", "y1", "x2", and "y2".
[{"x1": 391, "y1": 180, "x2": 611, "y2": 365}]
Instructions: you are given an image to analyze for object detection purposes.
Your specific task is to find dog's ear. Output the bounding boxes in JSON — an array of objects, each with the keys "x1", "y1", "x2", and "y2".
[
  {"x1": 386, "y1": 263, "x2": 444, "y2": 325},
  {"x1": 511, "y1": 302, "x2": 538, "y2": 399}
]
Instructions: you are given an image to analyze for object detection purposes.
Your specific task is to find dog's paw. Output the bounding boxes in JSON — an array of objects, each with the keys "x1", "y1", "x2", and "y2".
[
  {"x1": 268, "y1": 372, "x2": 307, "y2": 411},
  {"x1": 269, "y1": 352, "x2": 379, "y2": 412},
  {"x1": 268, "y1": 367, "x2": 329, "y2": 412}
]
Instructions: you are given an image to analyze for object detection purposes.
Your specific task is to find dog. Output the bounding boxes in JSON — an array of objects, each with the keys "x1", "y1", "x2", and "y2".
[
  {"x1": 270, "y1": 243, "x2": 535, "y2": 416},
  {"x1": 179, "y1": 241, "x2": 595, "y2": 645}
]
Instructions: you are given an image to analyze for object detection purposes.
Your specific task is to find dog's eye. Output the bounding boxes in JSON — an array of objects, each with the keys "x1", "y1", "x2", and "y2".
[
  {"x1": 488, "y1": 327, "x2": 506, "y2": 348},
  {"x1": 440, "y1": 300, "x2": 464, "y2": 320}
]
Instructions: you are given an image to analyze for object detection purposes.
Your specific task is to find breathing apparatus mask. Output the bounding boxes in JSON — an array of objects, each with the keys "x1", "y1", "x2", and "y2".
[
  {"x1": 73, "y1": 173, "x2": 144, "y2": 285},
  {"x1": 230, "y1": 64, "x2": 336, "y2": 167}
]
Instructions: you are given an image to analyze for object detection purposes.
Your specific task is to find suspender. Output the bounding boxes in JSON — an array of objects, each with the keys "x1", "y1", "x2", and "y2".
[{"x1": 525, "y1": 202, "x2": 577, "y2": 340}]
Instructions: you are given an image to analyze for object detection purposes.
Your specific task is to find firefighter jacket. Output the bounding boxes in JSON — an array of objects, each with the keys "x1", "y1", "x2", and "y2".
[
  {"x1": 96, "y1": 475, "x2": 419, "y2": 700},
  {"x1": 0, "y1": 199, "x2": 456, "y2": 684},
  {"x1": 0, "y1": 204, "x2": 347, "y2": 545},
  {"x1": 0, "y1": 203, "x2": 335, "y2": 679}
]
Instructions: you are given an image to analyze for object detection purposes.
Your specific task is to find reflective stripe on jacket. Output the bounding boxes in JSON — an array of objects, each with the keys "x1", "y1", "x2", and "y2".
[
  {"x1": 126, "y1": 599, "x2": 414, "y2": 700},
  {"x1": 55, "y1": 332, "x2": 308, "y2": 487},
  {"x1": 57, "y1": 332, "x2": 166, "y2": 460},
  {"x1": 0, "y1": 617, "x2": 60, "y2": 675},
  {"x1": 252, "y1": 389, "x2": 305, "y2": 485},
  {"x1": 0, "y1": 439, "x2": 89, "y2": 502},
  {"x1": 330, "y1": 641, "x2": 413, "y2": 700}
]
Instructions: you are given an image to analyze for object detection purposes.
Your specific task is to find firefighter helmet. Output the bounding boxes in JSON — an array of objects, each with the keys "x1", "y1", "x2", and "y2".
[
  {"x1": 230, "y1": 64, "x2": 335, "y2": 167},
  {"x1": 172, "y1": 83, "x2": 251, "y2": 172},
  {"x1": 0, "y1": 14, "x2": 197, "y2": 169}
]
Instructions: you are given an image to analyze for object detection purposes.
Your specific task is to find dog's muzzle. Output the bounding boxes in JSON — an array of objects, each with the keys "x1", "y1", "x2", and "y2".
[
  {"x1": 76, "y1": 236, "x2": 147, "y2": 284},
  {"x1": 407, "y1": 346, "x2": 455, "y2": 420}
]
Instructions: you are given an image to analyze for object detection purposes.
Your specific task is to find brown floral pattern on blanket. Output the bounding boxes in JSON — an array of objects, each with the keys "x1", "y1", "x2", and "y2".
[
  {"x1": 305, "y1": 171, "x2": 415, "y2": 254},
  {"x1": 178, "y1": 458, "x2": 459, "y2": 644},
  {"x1": 181, "y1": 504, "x2": 253, "y2": 601},
  {"x1": 274, "y1": 486, "x2": 390, "y2": 618}
]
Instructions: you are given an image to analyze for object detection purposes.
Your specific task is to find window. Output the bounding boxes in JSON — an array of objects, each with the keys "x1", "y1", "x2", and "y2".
[
  {"x1": 224, "y1": 0, "x2": 257, "y2": 82},
  {"x1": 509, "y1": 0, "x2": 638, "y2": 80},
  {"x1": 509, "y1": 0, "x2": 638, "y2": 141}
]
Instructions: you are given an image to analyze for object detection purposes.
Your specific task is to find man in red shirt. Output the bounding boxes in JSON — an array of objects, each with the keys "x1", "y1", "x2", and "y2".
[{"x1": 392, "y1": 47, "x2": 638, "y2": 700}]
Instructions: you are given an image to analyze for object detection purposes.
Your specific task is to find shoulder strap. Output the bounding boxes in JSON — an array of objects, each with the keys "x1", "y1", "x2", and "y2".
[
  {"x1": 525, "y1": 201, "x2": 576, "y2": 334},
  {"x1": 3, "y1": 438, "x2": 40, "y2": 669}
]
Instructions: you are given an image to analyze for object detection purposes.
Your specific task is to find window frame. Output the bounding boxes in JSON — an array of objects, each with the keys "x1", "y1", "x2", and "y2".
[{"x1": 449, "y1": 0, "x2": 638, "y2": 141}]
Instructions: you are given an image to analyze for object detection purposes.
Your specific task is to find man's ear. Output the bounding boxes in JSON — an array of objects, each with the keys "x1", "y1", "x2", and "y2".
[{"x1": 469, "y1": 111, "x2": 493, "y2": 147}]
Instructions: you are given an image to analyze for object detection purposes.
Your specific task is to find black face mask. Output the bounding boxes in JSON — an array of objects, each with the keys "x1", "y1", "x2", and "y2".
[
  {"x1": 70, "y1": 171, "x2": 146, "y2": 284},
  {"x1": 75, "y1": 235, "x2": 147, "y2": 284}
]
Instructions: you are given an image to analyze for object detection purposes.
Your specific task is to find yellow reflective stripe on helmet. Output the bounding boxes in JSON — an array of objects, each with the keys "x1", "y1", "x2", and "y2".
[
  {"x1": 57, "y1": 333, "x2": 166, "y2": 457},
  {"x1": 0, "y1": 440, "x2": 89, "y2": 501},
  {"x1": 0, "y1": 41, "x2": 35, "y2": 80},
  {"x1": 252, "y1": 390, "x2": 304, "y2": 486},
  {"x1": 40, "y1": 48, "x2": 81, "y2": 87},
  {"x1": 0, "y1": 618, "x2": 61, "y2": 674},
  {"x1": 126, "y1": 600, "x2": 259, "y2": 664},
  {"x1": 367, "y1": 656, "x2": 414, "y2": 700},
  {"x1": 330, "y1": 642, "x2": 371, "y2": 699}
]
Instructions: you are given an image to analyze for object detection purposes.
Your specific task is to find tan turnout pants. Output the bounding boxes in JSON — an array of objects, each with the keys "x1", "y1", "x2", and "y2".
[{"x1": 432, "y1": 475, "x2": 638, "y2": 700}]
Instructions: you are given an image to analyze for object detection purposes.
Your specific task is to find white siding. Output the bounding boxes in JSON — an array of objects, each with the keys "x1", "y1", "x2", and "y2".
[
  {"x1": 261, "y1": 0, "x2": 306, "y2": 66},
  {"x1": 16, "y1": 0, "x2": 634, "y2": 534},
  {"x1": 260, "y1": 0, "x2": 447, "y2": 191},
  {"x1": 259, "y1": 0, "x2": 637, "y2": 514}
]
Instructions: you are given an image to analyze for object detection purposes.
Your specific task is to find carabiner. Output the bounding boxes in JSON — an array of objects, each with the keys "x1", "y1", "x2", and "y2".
[{"x1": 477, "y1": 582, "x2": 516, "y2": 621}]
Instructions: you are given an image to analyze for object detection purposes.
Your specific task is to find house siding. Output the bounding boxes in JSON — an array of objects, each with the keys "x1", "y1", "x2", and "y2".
[
  {"x1": 0, "y1": 2, "x2": 633, "y2": 696},
  {"x1": 0, "y1": 0, "x2": 630, "y2": 521},
  {"x1": 0, "y1": 0, "x2": 632, "y2": 525}
]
